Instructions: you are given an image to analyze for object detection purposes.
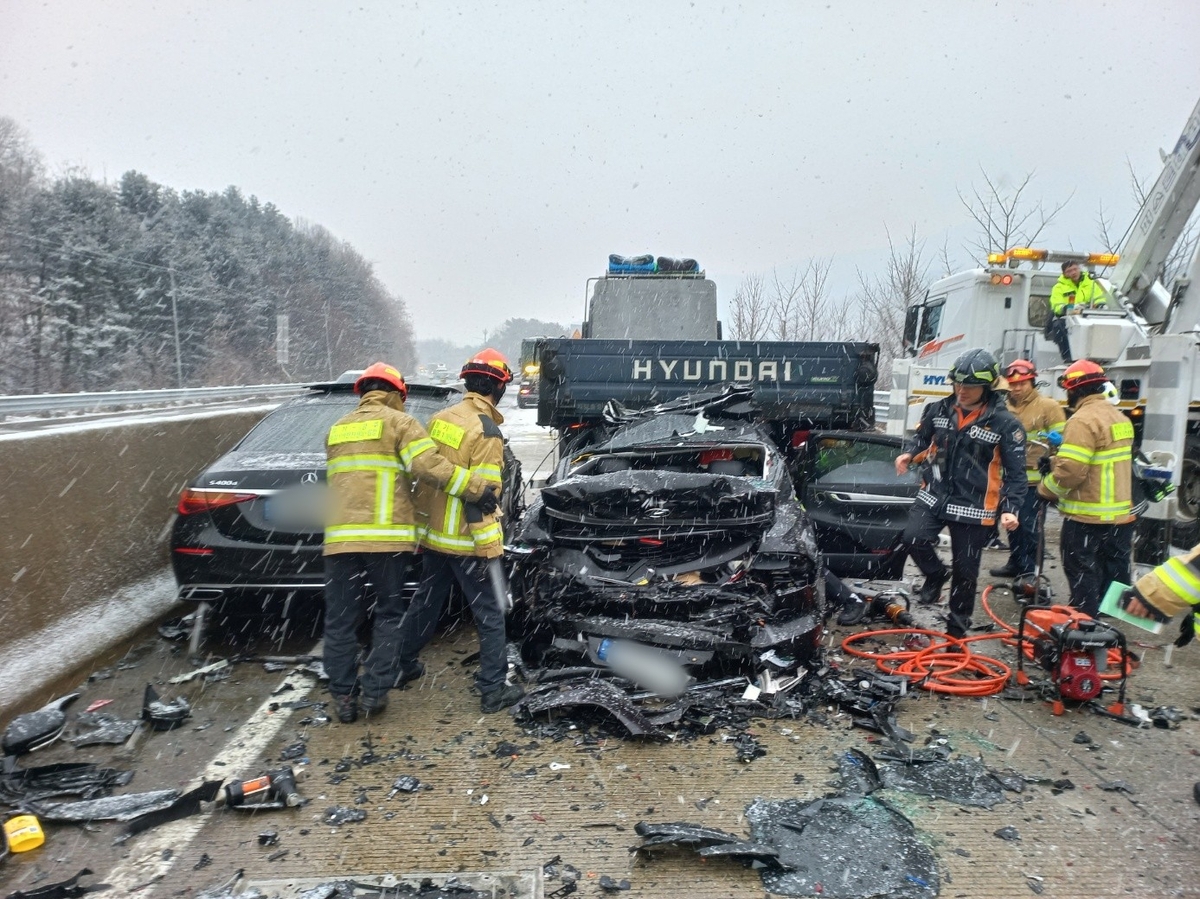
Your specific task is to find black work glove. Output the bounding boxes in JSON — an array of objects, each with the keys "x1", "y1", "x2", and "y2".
[
  {"x1": 476, "y1": 486, "x2": 500, "y2": 515},
  {"x1": 1037, "y1": 455, "x2": 1053, "y2": 476},
  {"x1": 1177, "y1": 613, "x2": 1196, "y2": 648}
]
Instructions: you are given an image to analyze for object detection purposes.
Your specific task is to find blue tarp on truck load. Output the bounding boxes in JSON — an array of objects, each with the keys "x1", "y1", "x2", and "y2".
[{"x1": 535, "y1": 338, "x2": 879, "y2": 429}]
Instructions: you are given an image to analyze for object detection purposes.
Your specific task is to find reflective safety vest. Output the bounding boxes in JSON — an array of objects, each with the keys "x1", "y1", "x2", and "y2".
[
  {"x1": 1049, "y1": 272, "x2": 1105, "y2": 315},
  {"x1": 1133, "y1": 542, "x2": 1200, "y2": 639},
  {"x1": 1038, "y1": 393, "x2": 1133, "y2": 524},
  {"x1": 1007, "y1": 388, "x2": 1066, "y2": 483},
  {"x1": 415, "y1": 393, "x2": 506, "y2": 559},
  {"x1": 323, "y1": 391, "x2": 486, "y2": 555}
]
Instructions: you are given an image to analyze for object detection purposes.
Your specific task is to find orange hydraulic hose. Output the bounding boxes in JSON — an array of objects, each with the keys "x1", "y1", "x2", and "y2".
[
  {"x1": 841, "y1": 586, "x2": 1133, "y2": 696},
  {"x1": 841, "y1": 627, "x2": 1011, "y2": 697}
]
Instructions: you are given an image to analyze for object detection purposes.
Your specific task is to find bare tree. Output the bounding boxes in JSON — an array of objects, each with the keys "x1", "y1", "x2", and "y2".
[
  {"x1": 850, "y1": 225, "x2": 932, "y2": 380},
  {"x1": 958, "y1": 168, "x2": 1072, "y2": 263},
  {"x1": 727, "y1": 272, "x2": 770, "y2": 340},
  {"x1": 769, "y1": 267, "x2": 803, "y2": 340},
  {"x1": 795, "y1": 257, "x2": 833, "y2": 340},
  {"x1": 1095, "y1": 199, "x2": 1120, "y2": 255},
  {"x1": 824, "y1": 290, "x2": 860, "y2": 342},
  {"x1": 937, "y1": 237, "x2": 958, "y2": 278}
]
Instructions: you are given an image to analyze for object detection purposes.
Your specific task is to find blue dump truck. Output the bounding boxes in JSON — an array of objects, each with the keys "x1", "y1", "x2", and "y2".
[{"x1": 535, "y1": 336, "x2": 879, "y2": 431}]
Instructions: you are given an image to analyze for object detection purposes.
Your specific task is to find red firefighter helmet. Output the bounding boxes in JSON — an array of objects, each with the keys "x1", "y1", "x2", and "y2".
[
  {"x1": 1057, "y1": 359, "x2": 1107, "y2": 391},
  {"x1": 1004, "y1": 359, "x2": 1037, "y2": 383},
  {"x1": 354, "y1": 362, "x2": 408, "y2": 398},
  {"x1": 460, "y1": 347, "x2": 514, "y2": 383}
]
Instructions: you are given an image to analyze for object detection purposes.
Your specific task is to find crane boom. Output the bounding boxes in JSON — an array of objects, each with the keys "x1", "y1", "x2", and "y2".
[{"x1": 1112, "y1": 94, "x2": 1200, "y2": 308}]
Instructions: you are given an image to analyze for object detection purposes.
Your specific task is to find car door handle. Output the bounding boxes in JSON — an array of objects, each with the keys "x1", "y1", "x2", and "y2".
[{"x1": 825, "y1": 492, "x2": 915, "y2": 505}]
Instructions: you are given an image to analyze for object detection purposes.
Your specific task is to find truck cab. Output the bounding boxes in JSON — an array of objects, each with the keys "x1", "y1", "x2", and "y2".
[{"x1": 901, "y1": 250, "x2": 1132, "y2": 380}]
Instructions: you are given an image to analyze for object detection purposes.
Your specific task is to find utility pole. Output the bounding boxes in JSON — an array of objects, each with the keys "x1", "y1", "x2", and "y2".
[{"x1": 169, "y1": 266, "x2": 183, "y2": 388}]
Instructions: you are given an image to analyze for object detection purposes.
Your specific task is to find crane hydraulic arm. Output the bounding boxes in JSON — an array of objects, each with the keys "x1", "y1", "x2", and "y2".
[{"x1": 1111, "y1": 94, "x2": 1200, "y2": 319}]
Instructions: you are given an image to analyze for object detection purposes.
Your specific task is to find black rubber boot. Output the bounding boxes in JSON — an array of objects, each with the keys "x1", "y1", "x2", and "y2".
[
  {"x1": 481, "y1": 683, "x2": 525, "y2": 714},
  {"x1": 918, "y1": 569, "x2": 948, "y2": 606}
]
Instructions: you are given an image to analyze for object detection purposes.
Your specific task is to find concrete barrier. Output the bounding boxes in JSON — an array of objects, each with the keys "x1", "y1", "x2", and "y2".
[{"x1": 0, "y1": 408, "x2": 269, "y2": 714}]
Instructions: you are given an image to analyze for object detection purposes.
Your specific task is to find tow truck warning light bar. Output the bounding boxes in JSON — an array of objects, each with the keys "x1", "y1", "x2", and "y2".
[{"x1": 986, "y1": 248, "x2": 1121, "y2": 267}]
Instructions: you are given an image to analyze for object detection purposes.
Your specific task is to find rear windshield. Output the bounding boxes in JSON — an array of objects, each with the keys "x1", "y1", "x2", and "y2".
[{"x1": 236, "y1": 393, "x2": 453, "y2": 453}]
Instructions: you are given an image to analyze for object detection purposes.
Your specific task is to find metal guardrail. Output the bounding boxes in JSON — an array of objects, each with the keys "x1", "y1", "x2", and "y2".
[{"x1": 0, "y1": 383, "x2": 306, "y2": 417}]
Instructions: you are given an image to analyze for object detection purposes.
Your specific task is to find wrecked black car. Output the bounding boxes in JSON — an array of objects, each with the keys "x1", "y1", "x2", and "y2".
[{"x1": 510, "y1": 389, "x2": 824, "y2": 674}]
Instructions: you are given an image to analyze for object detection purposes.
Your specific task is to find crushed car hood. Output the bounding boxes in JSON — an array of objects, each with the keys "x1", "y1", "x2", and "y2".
[{"x1": 540, "y1": 470, "x2": 775, "y2": 530}]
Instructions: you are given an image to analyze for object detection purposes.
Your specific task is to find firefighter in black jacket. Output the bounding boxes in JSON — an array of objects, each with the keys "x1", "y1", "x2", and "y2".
[{"x1": 895, "y1": 349, "x2": 1028, "y2": 638}]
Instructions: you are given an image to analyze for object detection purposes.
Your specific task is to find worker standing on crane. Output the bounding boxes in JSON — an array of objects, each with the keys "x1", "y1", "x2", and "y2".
[
  {"x1": 1046, "y1": 262, "x2": 1107, "y2": 363},
  {"x1": 895, "y1": 348, "x2": 1027, "y2": 638},
  {"x1": 1037, "y1": 360, "x2": 1134, "y2": 617},
  {"x1": 990, "y1": 359, "x2": 1066, "y2": 578}
]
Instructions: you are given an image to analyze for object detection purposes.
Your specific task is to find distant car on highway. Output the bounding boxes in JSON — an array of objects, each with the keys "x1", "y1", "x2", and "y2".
[
  {"x1": 169, "y1": 375, "x2": 521, "y2": 627},
  {"x1": 516, "y1": 375, "x2": 539, "y2": 409}
]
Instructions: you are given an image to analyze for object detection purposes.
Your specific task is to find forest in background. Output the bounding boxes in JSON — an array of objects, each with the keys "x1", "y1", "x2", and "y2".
[{"x1": 0, "y1": 117, "x2": 415, "y2": 394}]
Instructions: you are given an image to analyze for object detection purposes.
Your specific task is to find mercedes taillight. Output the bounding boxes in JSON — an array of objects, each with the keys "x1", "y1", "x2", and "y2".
[{"x1": 177, "y1": 489, "x2": 257, "y2": 515}]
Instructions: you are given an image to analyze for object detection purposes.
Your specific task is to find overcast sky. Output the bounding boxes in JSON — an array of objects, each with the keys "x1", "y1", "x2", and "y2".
[{"x1": 2, "y1": 1, "x2": 1198, "y2": 343}]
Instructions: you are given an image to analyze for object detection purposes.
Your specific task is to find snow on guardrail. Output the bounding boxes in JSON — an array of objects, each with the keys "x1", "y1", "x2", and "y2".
[{"x1": 0, "y1": 384, "x2": 306, "y2": 417}]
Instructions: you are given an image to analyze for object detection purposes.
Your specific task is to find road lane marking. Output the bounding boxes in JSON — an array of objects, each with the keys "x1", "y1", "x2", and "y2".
[{"x1": 99, "y1": 655, "x2": 320, "y2": 892}]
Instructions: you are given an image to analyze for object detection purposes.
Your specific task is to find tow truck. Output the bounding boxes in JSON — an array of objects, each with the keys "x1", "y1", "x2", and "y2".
[{"x1": 887, "y1": 93, "x2": 1200, "y2": 556}]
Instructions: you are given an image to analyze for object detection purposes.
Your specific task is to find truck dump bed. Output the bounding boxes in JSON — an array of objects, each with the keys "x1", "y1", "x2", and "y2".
[{"x1": 536, "y1": 338, "x2": 879, "y2": 429}]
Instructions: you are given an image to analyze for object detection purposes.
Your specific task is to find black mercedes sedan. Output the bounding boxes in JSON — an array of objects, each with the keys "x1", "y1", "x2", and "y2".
[{"x1": 169, "y1": 377, "x2": 468, "y2": 616}]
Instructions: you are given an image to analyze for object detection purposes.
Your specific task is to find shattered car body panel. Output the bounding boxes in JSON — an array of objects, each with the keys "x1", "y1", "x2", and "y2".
[{"x1": 512, "y1": 393, "x2": 824, "y2": 670}]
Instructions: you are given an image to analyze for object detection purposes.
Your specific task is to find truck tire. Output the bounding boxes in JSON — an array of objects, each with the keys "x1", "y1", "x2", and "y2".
[{"x1": 1174, "y1": 437, "x2": 1200, "y2": 548}]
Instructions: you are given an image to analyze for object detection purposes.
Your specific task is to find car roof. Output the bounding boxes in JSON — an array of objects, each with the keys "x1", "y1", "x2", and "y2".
[{"x1": 302, "y1": 377, "x2": 463, "y2": 403}]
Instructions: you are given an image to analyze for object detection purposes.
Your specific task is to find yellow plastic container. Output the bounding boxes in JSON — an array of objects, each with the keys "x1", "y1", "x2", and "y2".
[{"x1": 4, "y1": 814, "x2": 44, "y2": 852}]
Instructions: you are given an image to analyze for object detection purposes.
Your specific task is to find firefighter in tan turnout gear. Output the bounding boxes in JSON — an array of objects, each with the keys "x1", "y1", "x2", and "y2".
[
  {"x1": 1037, "y1": 359, "x2": 1134, "y2": 617},
  {"x1": 322, "y1": 362, "x2": 497, "y2": 724},
  {"x1": 398, "y1": 348, "x2": 525, "y2": 714},
  {"x1": 990, "y1": 359, "x2": 1066, "y2": 578}
]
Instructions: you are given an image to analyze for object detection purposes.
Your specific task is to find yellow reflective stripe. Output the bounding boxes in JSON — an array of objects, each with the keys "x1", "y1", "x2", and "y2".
[
  {"x1": 1025, "y1": 470, "x2": 1043, "y2": 483},
  {"x1": 422, "y1": 530, "x2": 476, "y2": 551},
  {"x1": 1057, "y1": 498, "x2": 1132, "y2": 519},
  {"x1": 376, "y1": 470, "x2": 394, "y2": 524},
  {"x1": 1042, "y1": 475, "x2": 1071, "y2": 498},
  {"x1": 328, "y1": 419, "x2": 384, "y2": 445},
  {"x1": 429, "y1": 419, "x2": 466, "y2": 449},
  {"x1": 470, "y1": 522, "x2": 503, "y2": 546},
  {"x1": 444, "y1": 493, "x2": 463, "y2": 534},
  {"x1": 328, "y1": 454, "x2": 403, "y2": 474},
  {"x1": 1047, "y1": 421, "x2": 1065, "y2": 434},
  {"x1": 1056, "y1": 444, "x2": 1093, "y2": 464},
  {"x1": 446, "y1": 466, "x2": 471, "y2": 498},
  {"x1": 325, "y1": 524, "x2": 418, "y2": 542},
  {"x1": 399, "y1": 437, "x2": 435, "y2": 469},
  {"x1": 1091, "y1": 447, "x2": 1130, "y2": 463},
  {"x1": 1159, "y1": 557, "x2": 1200, "y2": 605},
  {"x1": 472, "y1": 463, "x2": 503, "y2": 484}
]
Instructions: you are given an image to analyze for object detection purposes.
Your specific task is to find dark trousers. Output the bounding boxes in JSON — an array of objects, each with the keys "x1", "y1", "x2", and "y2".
[
  {"x1": 1006, "y1": 485, "x2": 1044, "y2": 574},
  {"x1": 397, "y1": 551, "x2": 509, "y2": 694},
  {"x1": 1060, "y1": 519, "x2": 1134, "y2": 617},
  {"x1": 323, "y1": 552, "x2": 414, "y2": 701},
  {"x1": 1047, "y1": 316, "x2": 1073, "y2": 363},
  {"x1": 904, "y1": 503, "x2": 992, "y2": 638}
]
